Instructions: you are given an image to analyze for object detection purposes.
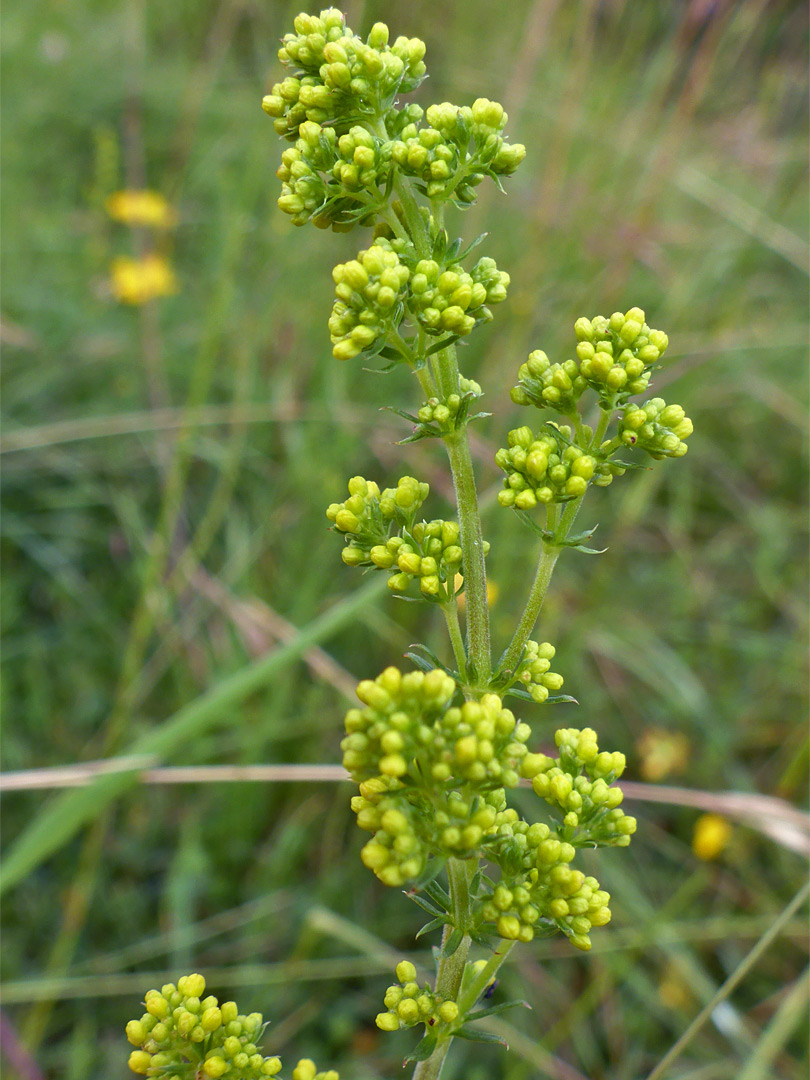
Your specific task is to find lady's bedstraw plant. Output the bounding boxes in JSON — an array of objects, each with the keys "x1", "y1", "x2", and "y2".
[{"x1": 124, "y1": 9, "x2": 694, "y2": 1079}]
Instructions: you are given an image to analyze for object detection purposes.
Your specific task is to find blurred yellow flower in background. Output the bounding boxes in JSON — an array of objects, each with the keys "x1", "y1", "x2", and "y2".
[
  {"x1": 692, "y1": 813, "x2": 732, "y2": 860},
  {"x1": 454, "y1": 573, "x2": 499, "y2": 609},
  {"x1": 658, "y1": 963, "x2": 692, "y2": 1011},
  {"x1": 636, "y1": 728, "x2": 691, "y2": 782},
  {"x1": 110, "y1": 254, "x2": 177, "y2": 305},
  {"x1": 106, "y1": 189, "x2": 177, "y2": 228}
]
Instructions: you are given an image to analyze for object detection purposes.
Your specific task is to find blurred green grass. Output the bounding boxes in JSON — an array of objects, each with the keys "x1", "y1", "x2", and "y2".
[{"x1": 1, "y1": 0, "x2": 808, "y2": 1077}]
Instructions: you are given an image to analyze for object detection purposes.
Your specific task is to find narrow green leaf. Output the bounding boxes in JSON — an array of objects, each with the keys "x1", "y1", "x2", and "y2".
[
  {"x1": 439, "y1": 927, "x2": 464, "y2": 958},
  {"x1": 465, "y1": 1000, "x2": 531, "y2": 1022},
  {"x1": 380, "y1": 406, "x2": 421, "y2": 424},
  {"x1": 415, "y1": 917, "x2": 448, "y2": 940},
  {"x1": 457, "y1": 231, "x2": 489, "y2": 261},
  {"x1": 425, "y1": 334, "x2": 460, "y2": 357},
  {"x1": 564, "y1": 525, "x2": 599, "y2": 544},
  {"x1": 404, "y1": 644, "x2": 456, "y2": 678},
  {"x1": 397, "y1": 429, "x2": 439, "y2": 445},
  {"x1": 404, "y1": 892, "x2": 446, "y2": 918},
  {"x1": 502, "y1": 687, "x2": 578, "y2": 704},
  {"x1": 404, "y1": 1033, "x2": 438, "y2": 1064},
  {"x1": 609, "y1": 458, "x2": 651, "y2": 470},
  {"x1": 513, "y1": 510, "x2": 549, "y2": 539},
  {"x1": 452, "y1": 1025, "x2": 508, "y2": 1047},
  {"x1": 423, "y1": 879, "x2": 451, "y2": 911},
  {"x1": 470, "y1": 930, "x2": 497, "y2": 949}
]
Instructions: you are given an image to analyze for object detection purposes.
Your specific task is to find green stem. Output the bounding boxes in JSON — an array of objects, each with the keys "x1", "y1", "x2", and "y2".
[
  {"x1": 496, "y1": 405, "x2": 616, "y2": 678},
  {"x1": 389, "y1": 165, "x2": 492, "y2": 683},
  {"x1": 379, "y1": 204, "x2": 411, "y2": 243},
  {"x1": 415, "y1": 364, "x2": 438, "y2": 400},
  {"x1": 458, "y1": 938, "x2": 517, "y2": 1014},
  {"x1": 444, "y1": 423, "x2": 491, "y2": 682},
  {"x1": 412, "y1": 858, "x2": 474, "y2": 1080},
  {"x1": 442, "y1": 602, "x2": 468, "y2": 682},
  {"x1": 592, "y1": 405, "x2": 612, "y2": 448},
  {"x1": 393, "y1": 172, "x2": 431, "y2": 254},
  {"x1": 497, "y1": 497, "x2": 582, "y2": 678}
]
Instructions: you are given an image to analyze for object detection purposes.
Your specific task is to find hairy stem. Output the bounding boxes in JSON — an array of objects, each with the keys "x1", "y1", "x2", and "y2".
[
  {"x1": 412, "y1": 858, "x2": 474, "y2": 1080},
  {"x1": 497, "y1": 497, "x2": 582, "y2": 678},
  {"x1": 442, "y1": 602, "x2": 468, "y2": 681},
  {"x1": 387, "y1": 161, "x2": 492, "y2": 683},
  {"x1": 443, "y1": 422, "x2": 491, "y2": 682},
  {"x1": 496, "y1": 404, "x2": 616, "y2": 677}
]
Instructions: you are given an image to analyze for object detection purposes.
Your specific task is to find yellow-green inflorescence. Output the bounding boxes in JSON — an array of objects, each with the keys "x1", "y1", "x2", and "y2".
[
  {"x1": 262, "y1": 7, "x2": 524, "y2": 382},
  {"x1": 501, "y1": 307, "x2": 693, "y2": 517},
  {"x1": 326, "y1": 475, "x2": 488, "y2": 602},
  {"x1": 125, "y1": 974, "x2": 337, "y2": 1079},
  {"x1": 328, "y1": 239, "x2": 511, "y2": 361},
  {"x1": 495, "y1": 425, "x2": 605, "y2": 509},
  {"x1": 344, "y1": 669, "x2": 529, "y2": 881},
  {"x1": 510, "y1": 639, "x2": 565, "y2": 703},
  {"x1": 619, "y1": 398, "x2": 693, "y2": 458},
  {"x1": 342, "y1": 664, "x2": 632, "y2": 953},
  {"x1": 263, "y1": 10, "x2": 524, "y2": 229},
  {"x1": 256, "y1": 11, "x2": 682, "y2": 1073},
  {"x1": 375, "y1": 961, "x2": 460, "y2": 1032}
]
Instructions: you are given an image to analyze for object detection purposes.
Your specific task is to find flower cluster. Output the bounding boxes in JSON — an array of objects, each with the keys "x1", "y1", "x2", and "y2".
[
  {"x1": 329, "y1": 240, "x2": 410, "y2": 359},
  {"x1": 106, "y1": 190, "x2": 177, "y2": 228},
  {"x1": 478, "y1": 818, "x2": 613, "y2": 951},
  {"x1": 521, "y1": 727, "x2": 637, "y2": 846},
  {"x1": 343, "y1": 670, "x2": 527, "y2": 789},
  {"x1": 344, "y1": 670, "x2": 536, "y2": 880},
  {"x1": 275, "y1": 120, "x2": 394, "y2": 230},
  {"x1": 390, "y1": 99, "x2": 525, "y2": 203},
  {"x1": 405, "y1": 255, "x2": 510, "y2": 336},
  {"x1": 326, "y1": 475, "x2": 428, "y2": 557},
  {"x1": 375, "y1": 961, "x2": 459, "y2": 1032},
  {"x1": 327, "y1": 476, "x2": 487, "y2": 602},
  {"x1": 125, "y1": 975, "x2": 337, "y2": 1079},
  {"x1": 505, "y1": 639, "x2": 565, "y2": 703},
  {"x1": 342, "y1": 671, "x2": 631, "y2": 957},
  {"x1": 262, "y1": 11, "x2": 426, "y2": 140},
  {"x1": 110, "y1": 255, "x2": 177, "y2": 306},
  {"x1": 510, "y1": 349, "x2": 586, "y2": 415},
  {"x1": 327, "y1": 237, "x2": 511, "y2": 360},
  {"x1": 416, "y1": 376, "x2": 483, "y2": 434},
  {"x1": 383, "y1": 519, "x2": 466, "y2": 600},
  {"x1": 495, "y1": 426, "x2": 606, "y2": 509},
  {"x1": 573, "y1": 308, "x2": 668, "y2": 404},
  {"x1": 352, "y1": 778, "x2": 513, "y2": 883},
  {"x1": 262, "y1": 10, "x2": 526, "y2": 242},
  {"x1": 619, "y1": 398, "x2": 693, "y2": 458}
]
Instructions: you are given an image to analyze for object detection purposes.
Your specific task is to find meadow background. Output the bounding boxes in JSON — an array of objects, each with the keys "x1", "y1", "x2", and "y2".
[{"x1": 2, "y1": 0, "x2": 808, "y2": 1077}]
